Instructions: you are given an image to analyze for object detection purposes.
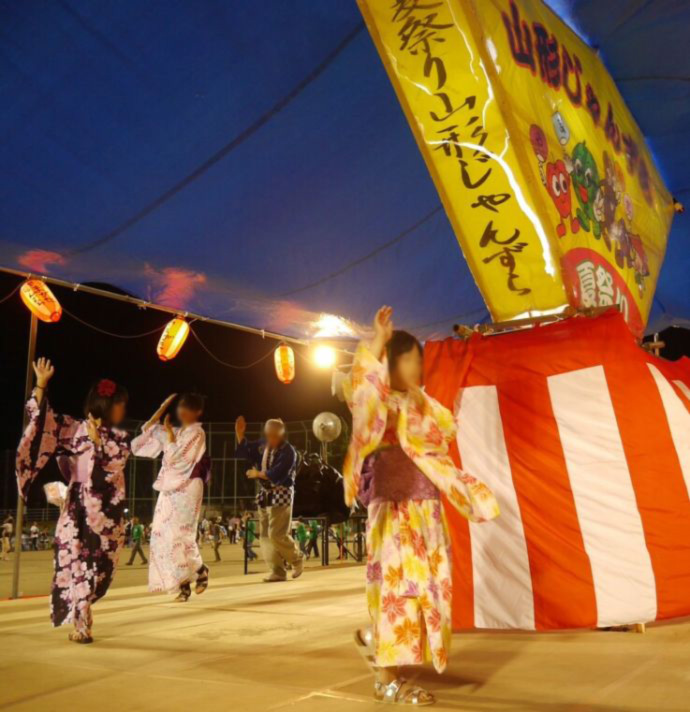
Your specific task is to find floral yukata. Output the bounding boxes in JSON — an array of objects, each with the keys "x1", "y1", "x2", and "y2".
[
  {"x1": 16, "y1": 394, "x2": 130, "y2": 638},
  {"x1": 131, "y1": 423, "x2": 208, "y2": 593},
  {"x1": 344, "y1": 343, "x2": 499, "y2": 673}
]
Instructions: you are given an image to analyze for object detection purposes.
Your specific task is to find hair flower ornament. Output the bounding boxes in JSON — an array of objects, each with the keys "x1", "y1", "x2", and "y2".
[{"x1": 97, "y1": 379, "x2": 117, "y2": 397}]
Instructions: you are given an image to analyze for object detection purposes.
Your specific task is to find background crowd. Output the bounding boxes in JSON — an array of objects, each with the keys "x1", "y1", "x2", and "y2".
[{"x1": 1, "y1": 511, "x2": 364, "y2": 564}]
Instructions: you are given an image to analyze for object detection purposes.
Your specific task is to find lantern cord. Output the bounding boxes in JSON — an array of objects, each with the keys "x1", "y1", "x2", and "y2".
[
  {"x1": 62, "y1": 307, "x2": 169, "y2": 338},
  {"x1": 0, "y1": 283, "x2": 21, "y2": 304},
  {"x1": 189, "y1": 326, "x2": 277, "y2": 369}
]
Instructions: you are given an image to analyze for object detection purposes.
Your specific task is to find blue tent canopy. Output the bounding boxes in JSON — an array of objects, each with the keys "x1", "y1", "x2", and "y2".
[{"x1": 1, "y1": 1, "x2": 687, "y2": 338}]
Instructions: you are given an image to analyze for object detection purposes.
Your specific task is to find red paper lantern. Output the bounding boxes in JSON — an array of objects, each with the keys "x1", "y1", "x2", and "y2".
[
  {"x1": 157, "y1": 317, "x2": 189, "y2": 361},
  {"x1": 20, "y1": 279, "x2": 62, "y2": 323},
  {"x1": 274, "y1": 343, "x2": 295, "y2": 384}
]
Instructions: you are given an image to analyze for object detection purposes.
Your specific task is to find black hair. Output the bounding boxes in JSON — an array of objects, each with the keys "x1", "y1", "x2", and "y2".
[
  {"x1": 386, "y1": 330, "x2": 423, "y2": 376},
  {"x1": 178, "y1": 392, "x2": 205, "y2": 413},
  {"x1": 84, "y1": 380, "x2": 129, "y2": 424}
]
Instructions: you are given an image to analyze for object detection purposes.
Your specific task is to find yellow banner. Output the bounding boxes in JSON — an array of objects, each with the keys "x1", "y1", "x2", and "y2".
[{"x1": 358, "y1": 0, "x2": 674, "y2": 335}]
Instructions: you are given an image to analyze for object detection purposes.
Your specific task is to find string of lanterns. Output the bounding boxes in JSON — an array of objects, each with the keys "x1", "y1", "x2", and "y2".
[{"x1": 14, "y1": 278, "x2": 337, "y2": 384}]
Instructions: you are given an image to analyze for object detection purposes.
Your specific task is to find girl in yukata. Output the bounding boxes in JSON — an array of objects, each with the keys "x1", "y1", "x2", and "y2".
[
  {"x1": 16, "y1": 358, "x2": 132, "y2": 644},
  {"x1": 345, "y1": 307, "x2": 500, "y2": 706},
  {"x1": 131, "y1": 393, "x2": 210, "y2": 602}
]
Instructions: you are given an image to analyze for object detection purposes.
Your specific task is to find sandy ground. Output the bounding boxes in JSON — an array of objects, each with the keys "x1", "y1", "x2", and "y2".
[{"x1": 1, "y1": 547, "x2": 690, "y2": 711}]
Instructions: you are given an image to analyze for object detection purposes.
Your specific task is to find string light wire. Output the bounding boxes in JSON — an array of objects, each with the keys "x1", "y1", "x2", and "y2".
[
  {"x1": 189, "y1": 326, "x2": 278, "y2": 370},
  {"x1": 62, "y1": 307, "x2": 168, "y2": 339}
]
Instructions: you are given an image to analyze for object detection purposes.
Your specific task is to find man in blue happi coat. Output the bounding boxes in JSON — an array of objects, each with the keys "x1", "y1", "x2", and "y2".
[{"x1": 235, "y1": 416, "x2": 303, "y2": 582}]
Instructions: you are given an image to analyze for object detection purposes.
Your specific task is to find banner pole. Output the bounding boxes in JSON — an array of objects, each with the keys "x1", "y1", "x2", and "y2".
[{"x1": 11, "y1": 312, "x2": 38, "y2": 599}]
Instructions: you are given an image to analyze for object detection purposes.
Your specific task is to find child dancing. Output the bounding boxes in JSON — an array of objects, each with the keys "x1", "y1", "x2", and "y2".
[
  {"x1": 16, "y1": 358, "x2": 132, "y2": 643},
  {"x1": 132, "y1": 393, "x2": 209, "y2": 601},
  {"x1": 345, "y1": 307, "x2": 499, "y2": 705}
]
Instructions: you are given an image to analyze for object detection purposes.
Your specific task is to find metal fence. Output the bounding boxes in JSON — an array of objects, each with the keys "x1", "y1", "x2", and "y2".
[
  {"x1": 242, "y1": 514, "x2": 367, "y2": 574},
  {"x1": 1, "y1": 419, "x2": 349, "y2": 525}
]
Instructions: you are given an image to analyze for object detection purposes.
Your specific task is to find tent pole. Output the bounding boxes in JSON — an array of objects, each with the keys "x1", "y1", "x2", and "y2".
[{"x1": 11, "y1": 312, "x2": 38, "y2": 599}]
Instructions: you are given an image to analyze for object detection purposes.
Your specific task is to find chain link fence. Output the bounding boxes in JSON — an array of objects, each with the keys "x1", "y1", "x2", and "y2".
[{"x1": 1, "y1": 418, "x2": 350, "y2": 525}]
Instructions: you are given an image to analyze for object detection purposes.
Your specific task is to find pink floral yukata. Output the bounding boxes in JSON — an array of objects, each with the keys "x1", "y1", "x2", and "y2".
[
  {"x1": 344, "y1": 343, "x2": 499, "y2": 673},
  {"x1": 16, "y1": 394, "x2": 130, "y2": 638},
  {"x1": 131, "y1": 422, "x2": 208, "y2": 593}
]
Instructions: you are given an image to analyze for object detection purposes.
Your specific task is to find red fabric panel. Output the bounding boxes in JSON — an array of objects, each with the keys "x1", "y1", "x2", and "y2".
[
  {"x1": 607, "y1": 348, "x2": 690, "y2": 620},
  {"x1": 497, "y1": 378, "x2": 597, "y2": 629},
  {"x1": 425, "y1": 340, "x2": 475, "y2": 629},
  {"x1": 425, "y1": 311, "x2": 690, "y2": 629},
  {"x1": 649, "y1": 354, "x2": 690, "y2": 411}
]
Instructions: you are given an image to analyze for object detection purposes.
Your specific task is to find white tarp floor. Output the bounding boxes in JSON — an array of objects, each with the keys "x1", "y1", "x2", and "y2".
[{"x1": 1, "y1": 558, "x2": 689, "y2": 711}]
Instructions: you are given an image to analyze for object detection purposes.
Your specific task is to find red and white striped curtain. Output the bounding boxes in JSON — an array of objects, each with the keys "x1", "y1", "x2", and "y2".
[{"x1": 424, "y1": 311, "x2": 690, "y2": 631}]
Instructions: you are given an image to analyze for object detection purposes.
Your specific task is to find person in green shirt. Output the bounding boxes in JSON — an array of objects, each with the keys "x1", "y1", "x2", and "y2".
[
  {"x1": 243, "y1": 513, "x2": 258, "y2": 561},
  {"x1": 126, "y1": 517, "x2": 148, "y2": 565},
  {"x1": 295, "y1": 520, "x2": 308, "y2": 555},
  {"x1": 305, "y1": 519, "x2": 320, "y2": 559}
]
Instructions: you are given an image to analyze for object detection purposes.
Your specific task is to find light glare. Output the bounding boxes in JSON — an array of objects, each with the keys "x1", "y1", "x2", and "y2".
[
  {"x1": 311, "y1": 313, "x2": 356, "y2": 338},
  {"x1": 313, "y1": 344, "x2": 336, "y2": 369}
]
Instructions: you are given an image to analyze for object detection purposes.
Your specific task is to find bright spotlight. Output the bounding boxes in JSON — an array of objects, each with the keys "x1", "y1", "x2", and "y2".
[{"x1": 313, "y1": 344, "x2": 336, "y2": 369}]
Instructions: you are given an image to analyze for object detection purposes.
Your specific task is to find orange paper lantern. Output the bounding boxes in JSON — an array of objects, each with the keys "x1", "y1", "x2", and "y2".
[
  {"x1": 274, "y1": 343, "x2": 295, "y2": 384},
  {"x1": 157, "y1": 317, "x2": 189, "y2": 361},
  {"x1": 20, "y1": 279, "x2": 62, "y2": 323}
]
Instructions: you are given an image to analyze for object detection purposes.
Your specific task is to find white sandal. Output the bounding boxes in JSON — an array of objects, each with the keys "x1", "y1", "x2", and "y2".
[
  {"x1": 374, "y1": 678, "x2": 435, "y2": 706},
  {"x1": 354, "y1": 627, "x2": 377, "y2": 672}
]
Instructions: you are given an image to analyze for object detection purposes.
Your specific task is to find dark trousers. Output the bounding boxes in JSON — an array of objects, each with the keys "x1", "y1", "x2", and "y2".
[
  {"x1": 306, "y1": 538, "x2": 319, "y2": 559},
  {"x1": 213, "y1": 540, "x2": 221, "y2": 561},
  {"x1": 128, "y1": 540, "x2": 148, "y2": 564}
]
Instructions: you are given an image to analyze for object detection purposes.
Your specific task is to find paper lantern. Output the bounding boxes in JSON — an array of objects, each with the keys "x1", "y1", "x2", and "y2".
[
  {"x1": 20, "y1": 279, "x2": 62, "y2": 323},
  {"x1": 157, "y1": 317, "x2": 189, "y2": 361},
  {"x1": 274, "y1": 343, "x2": 295, "y2": 384}
]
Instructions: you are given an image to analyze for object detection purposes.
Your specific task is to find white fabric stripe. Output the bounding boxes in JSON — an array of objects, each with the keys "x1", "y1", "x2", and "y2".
[
  {"x1": 548, "y1": 366, "x2": 657, "y2": 627},
  {"x1": 649, "y1": 365, "x2": 690, "y2": 498},
  {"x1": 673, "y1": 379, "x2": 690, "y2": 402},
  {"x1": 455, "y1": 385, "x2": 535, "y2": 630}
]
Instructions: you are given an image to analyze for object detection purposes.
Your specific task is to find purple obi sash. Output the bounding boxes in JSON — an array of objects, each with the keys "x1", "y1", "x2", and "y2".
[
  {"x1": 190, "y1": 454, "x2": 212, "y2": 485},
  {"x1": 358, "y1": 446, "x2": 439, "y2": 506}
]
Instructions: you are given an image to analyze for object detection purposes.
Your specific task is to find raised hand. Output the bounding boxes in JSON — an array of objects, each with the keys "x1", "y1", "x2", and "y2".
[
  {"x1": 32, "y1": 357, "x2": 55, "y2": 388},
  {"x1": 235, "y1": 415, "x2": 246, "y2": 442},
  {"x1": 154, "y1": 393, "x2": 177, "y2": 422},
  {"x1": 163, "y1": 414, "x2": 175, "y2": 443},
  {"x1": 86, "y1": 413, "x2": 102, "y2": 447},
  {"x1": 145, "y1": 393, "x2": 177, "y2": 431},
  {"x1": 374, "y1": 306, "x2": 393, "y2": 343},
  {"x1": 371, "y1": 305, "x2": 393, "y2": 360}
]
